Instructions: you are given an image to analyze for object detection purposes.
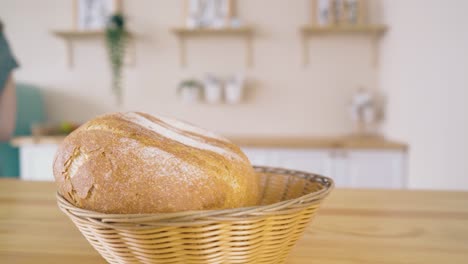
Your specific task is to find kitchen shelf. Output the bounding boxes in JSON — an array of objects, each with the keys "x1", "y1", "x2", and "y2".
[
  {"x1": 171, "y1": 27, "x2": 252, "y2": 35},
  {"x1": 300, "y1": 24, "x2": 387, "y2": 67},
  {"x1": 301, "y1": 24, "x2": 387, "y2": 34},
  {"x1": 54, "y1": 30, "x2": 107, "y2": 38},
  {"x1": 170, "y1": 27, "x2": 254, "y2": 67},
  {"x1": 52, "y1": 30, "x2": 134, "y2": 68}
]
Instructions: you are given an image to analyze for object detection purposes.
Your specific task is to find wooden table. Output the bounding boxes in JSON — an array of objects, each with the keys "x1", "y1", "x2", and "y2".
[{"x1": 1, "y1": 179, "x2": 467, "y2": 263}]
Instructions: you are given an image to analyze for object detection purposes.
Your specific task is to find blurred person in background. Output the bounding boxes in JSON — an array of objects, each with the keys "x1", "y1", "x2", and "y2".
[{"x1": 0, "y1": 19, "x2": 18, "y2": 141}]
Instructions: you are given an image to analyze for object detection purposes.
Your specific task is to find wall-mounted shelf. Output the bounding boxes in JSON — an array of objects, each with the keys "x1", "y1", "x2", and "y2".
[
  {"x1": 301, "y1": 24, "x2": 387, "y2": 34},
  {"x1": 300, "y1": 25, "x2": 387, "y2": 67},
  {"x1": 52, "y1": 30, "x2": 134, "y2": 68},
  {"x1": 53, "y1": 30, "x2": 113, "y2": 38},
  {"x1": 171, "y1": 27, "x2": 254, "y2": 67},
  {"x1": 172, "y1": 27, "x2": 252, "y2": 35}
]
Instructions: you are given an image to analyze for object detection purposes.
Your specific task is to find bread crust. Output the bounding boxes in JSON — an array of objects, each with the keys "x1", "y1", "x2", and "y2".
[{"x1": 53, "y1": 112, "x2": 260, "y2": 214}]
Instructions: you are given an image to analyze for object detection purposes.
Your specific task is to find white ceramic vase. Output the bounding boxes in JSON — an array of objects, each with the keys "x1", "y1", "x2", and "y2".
[
  {"x1": 204, "y1": 83, "x2": 223, "y2": 103},
  {"x1": 203, "y1": 75, "x2": 223, "y2": 103},
  {"x1": 225, "y1": 82, "x2": 244, "y2": 104},
  {"x1": 225, "y1": 74, "x2": 245, "y2": 104}
]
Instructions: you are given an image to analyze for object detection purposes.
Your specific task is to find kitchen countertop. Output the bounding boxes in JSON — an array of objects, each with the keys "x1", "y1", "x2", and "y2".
[
  {"x1": 1, "y1": 180, "x2": 466, "y2": 263},
  {"x1": 10, "y1": 135, "x2": 408, "y2": 150}
]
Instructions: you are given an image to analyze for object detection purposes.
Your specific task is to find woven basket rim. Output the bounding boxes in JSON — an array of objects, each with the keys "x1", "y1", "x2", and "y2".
[{"x1": 57, "y1": 166, "x2": 334, "y2": 228}]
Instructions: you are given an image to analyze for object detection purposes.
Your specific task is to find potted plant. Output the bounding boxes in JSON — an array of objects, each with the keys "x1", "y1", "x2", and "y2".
[
  {"x1": 178, "y1": 79, "x2": 203, "y2": 103},
  {"x1": 105, "y1": 13, "x2": 127, "y2": 105}
]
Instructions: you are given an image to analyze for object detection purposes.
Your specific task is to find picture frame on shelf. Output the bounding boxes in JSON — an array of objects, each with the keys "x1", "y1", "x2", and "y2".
[
  {"x1": 74, "y1": 0, "x2": 122, "y2": 30},
  {"x1": 184, "y1": 0, "x2": 234, "y2": 28},
  {"x1": 312, "y1": 0, "x2": 366, "y2": 25}
]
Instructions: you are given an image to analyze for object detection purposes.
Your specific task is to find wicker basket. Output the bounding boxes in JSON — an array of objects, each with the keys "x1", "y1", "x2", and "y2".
[{"x1": 57, "y1": 166, "x2": 333, "y2": 264}]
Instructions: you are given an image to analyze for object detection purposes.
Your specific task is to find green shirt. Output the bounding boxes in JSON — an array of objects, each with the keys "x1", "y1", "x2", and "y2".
[{"x1": 0, "y1": 31, "x2": 19, "y2": 94}]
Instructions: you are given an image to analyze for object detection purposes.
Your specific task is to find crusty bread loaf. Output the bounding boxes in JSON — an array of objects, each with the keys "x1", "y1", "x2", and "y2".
[{"x1": 53, "y1": 112, "x2": 260, "y2": 214}]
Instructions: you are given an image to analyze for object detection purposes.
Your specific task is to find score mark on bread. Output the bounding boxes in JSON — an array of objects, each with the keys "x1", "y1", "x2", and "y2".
[{"x1": 120, "y1": 112, "x2": 242, "y2": 160}]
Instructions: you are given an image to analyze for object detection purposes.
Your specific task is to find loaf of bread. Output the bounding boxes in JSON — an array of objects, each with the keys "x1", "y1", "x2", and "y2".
[{"x1": 53, "y1": 112, "x2": 260, "y2": 214}]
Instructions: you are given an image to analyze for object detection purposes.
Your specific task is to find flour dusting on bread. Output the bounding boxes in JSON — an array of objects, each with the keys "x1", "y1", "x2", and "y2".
[
  {"x1": 157, "y1": 115, "x2": 230, "y2": 142},
  {"x1": 119, "y1": 137, "x2": 205, "y2": 184},
  {"x1": 121, "y1": 112, "x2": 242, "y2": 160}
]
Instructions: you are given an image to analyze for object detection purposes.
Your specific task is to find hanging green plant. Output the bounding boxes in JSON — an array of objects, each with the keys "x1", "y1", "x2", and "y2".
[{"x1": 105, "y1": 13, "x2": 127, "y2": 104}]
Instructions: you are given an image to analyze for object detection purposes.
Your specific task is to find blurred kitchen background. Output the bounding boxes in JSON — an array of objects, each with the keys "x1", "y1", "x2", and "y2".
[{"x1": 0, "y1": 0, "x2": 467, "y2": 190}]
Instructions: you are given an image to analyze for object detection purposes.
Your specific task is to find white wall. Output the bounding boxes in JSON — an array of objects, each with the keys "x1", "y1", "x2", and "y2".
[
  {"x1": 2, "y1": 0, "x2": 467, "y2": 190},
  {"x1": 380, "y1": 0, "x2": 468, "y2": 190},
  {"x1": 0, "y1": 0, "x2": 381, "y2": 137}
]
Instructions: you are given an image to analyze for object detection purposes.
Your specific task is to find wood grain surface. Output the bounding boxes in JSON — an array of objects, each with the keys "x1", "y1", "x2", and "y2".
[
  {"x1": 1, "y1": 179, "x2": 467, "y2": 263},
  {"x1": 11, "y1": 135, "x2": 408, "y2": 150}
]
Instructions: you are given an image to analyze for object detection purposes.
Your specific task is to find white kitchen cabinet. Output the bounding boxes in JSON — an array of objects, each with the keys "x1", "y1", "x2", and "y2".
[
  {"x1": 242, "y1": 147, "x2": 407, "y2": 189},
  {"x1": 347, "y1": 150, "x2": 407, "y2": 189},
  {"x1": 19, "y1": 144, "x2": 57, "y2": 181},
  {"x1": 242, "y1": 148, "x2": 332, "y2": 176},
  {"x1": 329, "y1": 151, "x2": 351, "y2": 188},
  {"x1": 14, "y1": 141, "x2": 407, "y2": 189}
]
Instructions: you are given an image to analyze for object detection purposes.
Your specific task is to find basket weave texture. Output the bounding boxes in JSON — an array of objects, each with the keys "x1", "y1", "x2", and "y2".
[{"x1": 57, "y1": 166, "x2": 333, "y2": 264}]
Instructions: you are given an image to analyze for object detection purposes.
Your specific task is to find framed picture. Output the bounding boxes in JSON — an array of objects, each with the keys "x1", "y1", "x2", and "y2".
[
  {"x1": 184, "y1": 0, "x2": 234, "y2": 28},
  {"x1": 312, "y1": 0, "x2": 366, "y2": 25},
  {"x1": 74, "y1": 0, "x2": 122, "y2": 30}
]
